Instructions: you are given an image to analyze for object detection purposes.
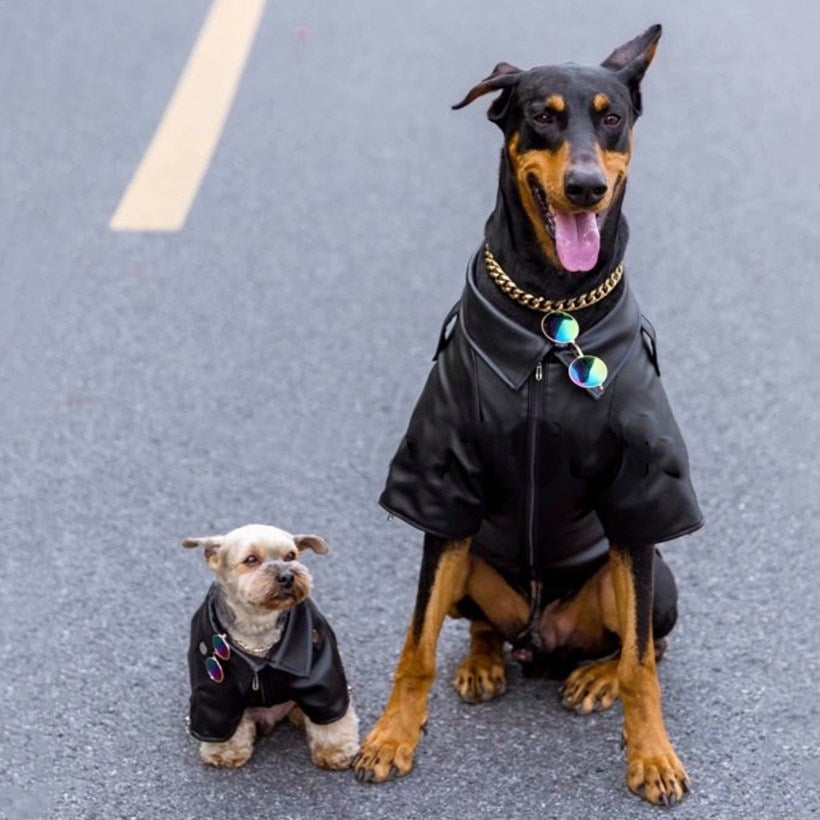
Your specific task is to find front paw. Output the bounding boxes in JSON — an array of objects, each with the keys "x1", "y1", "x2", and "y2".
[
  {"x1": 311, "y1": 744, "x2": 357, "y2": 770},
  {"x1": 453, "y1": 654, "x2": 507, "y2": 703},
  {"x1": 353, "y1": 712, "x2": 423, "y2": 782},
  {"x1": 198, "y1": 714, "x2": 256, "y2": 768},
  {"x1": 626, "y1": 744, "x2": 690, "y2": 806},
  {"x1": 199, "y1": 739, "x2": 253, "y2": 769}
]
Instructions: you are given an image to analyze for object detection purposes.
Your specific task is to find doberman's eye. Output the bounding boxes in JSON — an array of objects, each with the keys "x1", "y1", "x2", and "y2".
[
  {"x1": 533, "y1": 111, "x2": 556, "y2": 125},
  {"x1": 603, "y1": 112, "x2": 622, "y2": 127}
]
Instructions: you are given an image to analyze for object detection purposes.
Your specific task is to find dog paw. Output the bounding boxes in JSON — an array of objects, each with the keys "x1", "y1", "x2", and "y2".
[
  {"x1": 353, "y1": 715, "x2": 421, "y2": 783},
  {"x1": 199, "y1": 740, "x2": 253, "y2": 769},
  {"x1": 453, "y1": 653, "x2": 507, "y2": 703},
  {"x1": 560, "y1": 656, "x2": 620, "y2": 714},
  {"x1": 311, "y1": 743, "x2": 357, "y2": 770},
  {"x1": 626, "y1": 747, "x2": 690, "y2": 805}
]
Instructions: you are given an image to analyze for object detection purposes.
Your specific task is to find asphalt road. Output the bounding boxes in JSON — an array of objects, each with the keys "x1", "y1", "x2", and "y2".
[{"x1": 1, "y1": 1, "x2": 818, "y2": 818}]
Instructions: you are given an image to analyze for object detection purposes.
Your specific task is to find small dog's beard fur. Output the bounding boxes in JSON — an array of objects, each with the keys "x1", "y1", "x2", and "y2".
[{"x1": 221, "y1": 563, "x2": 312, "y2": 613}]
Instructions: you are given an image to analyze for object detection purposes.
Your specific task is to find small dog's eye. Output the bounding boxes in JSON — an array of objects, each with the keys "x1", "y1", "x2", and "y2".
[
  {"x1": 603, "y1": 112, "x2": 622, "y2": 127},
  {"x1": 244, "y1": 555, "x2": 259, "y2": 565},
  {"x1": 285, "y1": 551, "x2": 297, "y2": 562}
]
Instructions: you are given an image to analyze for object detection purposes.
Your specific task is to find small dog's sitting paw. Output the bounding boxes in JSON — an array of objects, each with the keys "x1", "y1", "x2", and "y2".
[
  {"x1": 199, "y1": 716, "x2": 256, "y2": 768},
  {"x1": 199, "y1": 741, "x2": 254, "y2": 769},
  {"x1": 306, "y1": 703, "x2": 360, "y2": 770}
]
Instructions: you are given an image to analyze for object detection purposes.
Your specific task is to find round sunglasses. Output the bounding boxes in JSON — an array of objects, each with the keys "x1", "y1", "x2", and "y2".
[
  {"x1": 204, "y1": 633, "x2": 231, "y2": 684},
  {"x1": 540, "y1": 311, "x2": 608, "y2": 389}
]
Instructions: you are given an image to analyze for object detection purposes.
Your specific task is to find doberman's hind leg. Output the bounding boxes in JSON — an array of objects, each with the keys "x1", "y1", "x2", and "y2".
[
  {"x1": 552, "y1": 554, "x2": 674, "y2": 716},
  {"x1": 353, "y1": 537, "x2": 470, "y2": 783},
  {"x1": 546, "y1": 559, "x2": 622, "y2": 714},
  {"x1": 452, "y1": 620, "x2": 507, "y2": 703},
  {"x1": 452, "y1": 555, "x2": 529, "y2": 704}
]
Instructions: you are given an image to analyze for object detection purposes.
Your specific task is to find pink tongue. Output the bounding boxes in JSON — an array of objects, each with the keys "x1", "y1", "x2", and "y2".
[{"x1": 553, "y1": 211, "x2": 600, "y2": 272}]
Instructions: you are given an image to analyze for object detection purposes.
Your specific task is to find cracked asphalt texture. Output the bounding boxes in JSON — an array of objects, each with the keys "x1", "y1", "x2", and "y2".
[{"x1": 1, "y1": 0, "x2": 818, "y2": 817}]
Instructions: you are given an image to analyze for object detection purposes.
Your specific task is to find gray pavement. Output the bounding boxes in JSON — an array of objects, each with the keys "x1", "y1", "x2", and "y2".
[{"x1": 1, "y1": 0, "x2": 818, "y2": 817}]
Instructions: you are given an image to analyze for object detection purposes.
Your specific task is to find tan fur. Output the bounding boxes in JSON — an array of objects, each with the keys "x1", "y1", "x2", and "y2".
[
  {"x1": 507, "y1": 133, "x2": 568, "y2": 266},
  {"x1": 592, "y1": 92, "x2": 610, "y2": 111},
  {"x1": 506, "y1": 131, "x2": 633, "y2": 269},
  {"x1": 545, "y1": 93, "x2": 565, "y2": 112},
  {"x1": 452, "y1": 620, "x2": 507, "y2": 703},
  {"x1": 609, "y1": 549, "x2": 689, "y2": 804},
  {"x1": 355, "y1": 540, "x2": 470, "y2": 781},
  {"x1": 464, "y1": 555, "x2": 529, "y2": 635}
]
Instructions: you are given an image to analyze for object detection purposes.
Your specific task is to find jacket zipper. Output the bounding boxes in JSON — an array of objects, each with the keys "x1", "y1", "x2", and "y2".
[{"x1": 525, "y1": 359, "x2": 545, "y2": 623}]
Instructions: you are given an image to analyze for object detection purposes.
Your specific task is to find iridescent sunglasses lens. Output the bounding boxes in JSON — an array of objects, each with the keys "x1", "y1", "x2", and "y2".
[
  {"x1": 541, "y1": 311, "x2": 579, "y2": 344},
  {"x1": 568, "y1": 355, "x2": 608, "y2": 389},
  {"x1": 205, "y1": 656, "x2": 224, "y2": 684},
  {"x1": 212, "y1": 633, "x2": 231, "y2": 661},
  {"x1": 541, "y1": 310, "x2": 607, "y2": 389}
]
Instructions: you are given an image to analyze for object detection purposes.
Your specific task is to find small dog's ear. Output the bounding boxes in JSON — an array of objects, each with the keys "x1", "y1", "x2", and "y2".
[
  {"x1": 600, "y1": 24, "x2": 662, "y2": 117},
  {"x1": 293, "y1": 534, "x2": 329, "y2": 555},
  {"x1": 452, "y1": 62, "x2": 523, "y2": 128},
  {"x1": 182, "y1": 535, "x2": 224, "y2": 564}
]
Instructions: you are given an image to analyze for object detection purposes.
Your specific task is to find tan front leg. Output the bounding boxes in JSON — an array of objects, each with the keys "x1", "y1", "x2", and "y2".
[
  {"x1": 611, "y1": 546, "x2": 689, "y2": 805},
  {"x1": 354, "y1": 538, "x2": 470, "y2": 782}
]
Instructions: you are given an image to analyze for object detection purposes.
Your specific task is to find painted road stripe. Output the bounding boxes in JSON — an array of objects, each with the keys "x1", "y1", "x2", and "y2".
[{"x1": 110, "y1": 0, "x2": 266, "y2": 232}]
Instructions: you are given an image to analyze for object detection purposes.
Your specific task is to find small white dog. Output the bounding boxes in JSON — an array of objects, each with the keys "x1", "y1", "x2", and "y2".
[{"x1": 182, "y1": 524, "x2": 359, "y2": 770}]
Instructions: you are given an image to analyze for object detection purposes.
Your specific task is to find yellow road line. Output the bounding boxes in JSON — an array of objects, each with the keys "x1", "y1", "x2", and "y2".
[{"x1": 110, "y1": 0, "x2": 266, "y2": 232}]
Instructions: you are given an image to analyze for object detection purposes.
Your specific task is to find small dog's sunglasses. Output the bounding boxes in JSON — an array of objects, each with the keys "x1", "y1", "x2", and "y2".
[
  {"x1": 204, "y1": 633, "x2": 231, "y2": 684},
  {"x1": 540, "y1": 311, "x2": 608, "y2": 389}
]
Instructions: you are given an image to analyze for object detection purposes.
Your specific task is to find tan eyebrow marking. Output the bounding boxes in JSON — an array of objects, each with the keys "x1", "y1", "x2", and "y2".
[
  {"x1": 545, "y1": 94, "x2": 565, "y2": 112},
  {"x1": 593, "y1": 93, "x2": 610, "y2": 112}
]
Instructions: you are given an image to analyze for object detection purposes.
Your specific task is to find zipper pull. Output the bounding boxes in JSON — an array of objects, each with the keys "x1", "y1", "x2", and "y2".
[
  {"x1": 252, "y1": 674, "x2": 260, "y2": 692},
  {"x1": 535, "y1": 362, "x2": 543, "y2": 382}
]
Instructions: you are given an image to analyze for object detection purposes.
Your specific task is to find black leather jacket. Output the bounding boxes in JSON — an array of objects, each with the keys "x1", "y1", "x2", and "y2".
[
  {"x1": 380, "y1": 251, "x2": 703, "y2": 582},
  {"x1": 188, "y1": 586, "x2": 350, "y2": 742}
]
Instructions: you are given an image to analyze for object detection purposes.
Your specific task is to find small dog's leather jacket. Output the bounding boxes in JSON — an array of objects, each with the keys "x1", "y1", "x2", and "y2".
[
  {"x1": 380, "y1": 250, "x2": 703, "y2": 580},
  {"x1": 187, "y1": 586, "x2": 350, "y2": 742}
]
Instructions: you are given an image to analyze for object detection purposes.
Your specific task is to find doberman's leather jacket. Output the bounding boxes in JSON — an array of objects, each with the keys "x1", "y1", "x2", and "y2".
[
  {"x1": 380, "y1": 251, "x2": 703, "y2": 582},
  {"x1": 188, "y1": 586, "x2": 350, "y2": 742}
]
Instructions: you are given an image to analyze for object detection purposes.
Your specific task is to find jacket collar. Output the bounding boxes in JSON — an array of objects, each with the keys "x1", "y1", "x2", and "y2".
[
  {"x1": 205, "y1": 585, "x2": 314, "y2": 678},
  {"x1": 459, "y1": 249, "x2": 642, "y2": 398}
]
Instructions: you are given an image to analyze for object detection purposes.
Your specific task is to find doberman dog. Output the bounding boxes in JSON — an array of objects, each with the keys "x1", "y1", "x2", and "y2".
[{"x1": 354, "y1": 25, "x2": 703, "y2": 806}]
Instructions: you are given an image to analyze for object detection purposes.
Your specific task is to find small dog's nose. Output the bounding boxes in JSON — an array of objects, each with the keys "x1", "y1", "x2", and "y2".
[
  {"x1": 277, "y1": 571, "x2": 294, "y2": 589},
  {"x1": 564, "y1": 167, "x2": 608, "y2": 208}
]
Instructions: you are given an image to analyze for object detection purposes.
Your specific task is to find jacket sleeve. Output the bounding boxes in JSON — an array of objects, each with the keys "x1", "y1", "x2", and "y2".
[
  {"x1": 596, "y1": 342, "x2": 704, "y2": 548},
  {"x1": 379, "y1": 318, "x2": 485, "y2": 539},
  {"x1": 289, "y1": 617, "x2": 351, "y2": 725},
  {"x1": 187, "y1": 615, "x2": 245, "y2": 743}
]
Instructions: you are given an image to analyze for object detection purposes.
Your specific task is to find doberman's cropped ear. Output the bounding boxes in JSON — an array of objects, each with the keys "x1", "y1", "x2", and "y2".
[
  {"x1": 452, "y1": 62, "x2": 524, "y2": 127},
  {"x1": 601, "y1": 24, "x2": 662, "y2": 117},
  {"x1": 293, "y1": 534, "x2": 330, "y2": 555}
]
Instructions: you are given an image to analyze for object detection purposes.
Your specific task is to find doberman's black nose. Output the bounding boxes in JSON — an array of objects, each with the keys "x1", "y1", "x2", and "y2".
[
  {"x1": 277, "y1": 571, "x2": 294, "y2": 589},
  {"x1": 564, "y1": 167, "x2": 608, "y2": 208}
]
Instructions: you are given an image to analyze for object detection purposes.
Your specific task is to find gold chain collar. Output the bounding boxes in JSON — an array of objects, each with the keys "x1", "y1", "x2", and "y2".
[
  {"x1": 229, "y1": 627, "x2": 282, "y2": 656},
  {"x1": 483, "y1": 245, "x2": 623, "y2": 313}
]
